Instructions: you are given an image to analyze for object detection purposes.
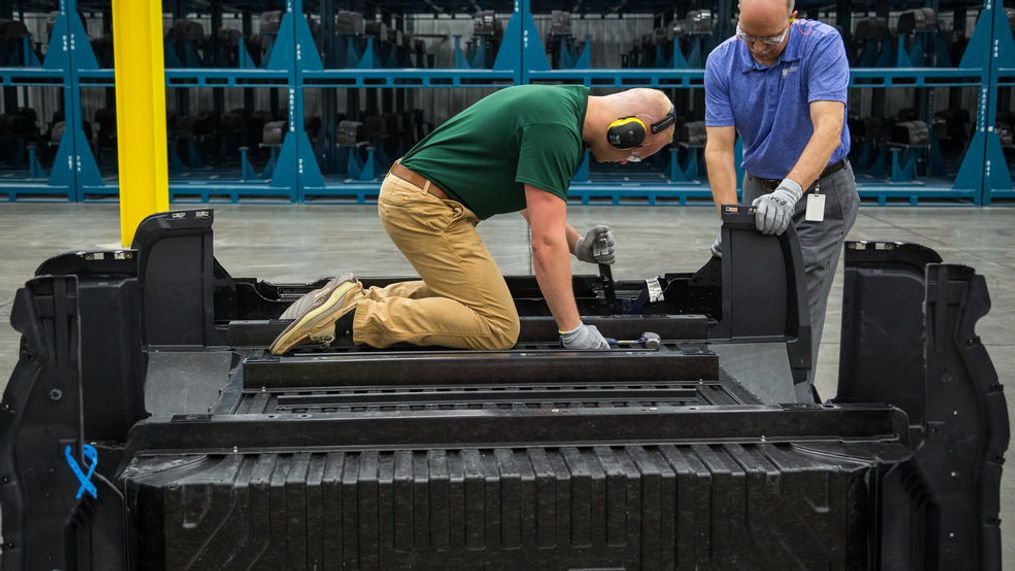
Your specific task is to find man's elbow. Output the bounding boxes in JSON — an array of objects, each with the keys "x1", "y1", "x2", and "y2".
[
  {"x1": 530, "y1": 234, "x2": 566, "y2": 259},
  {"x1": 820, "y1": 126, "x2": 844, "y2": 152},
  {"x1": 820, "y1": 119, "x2": 844, "y2": 141},
  {"x1": 704, "y1": 145, "x2": 733, "y2": 164},
  {"x1": 815, "y1": 110, "x2": 845, "y2": 141},
  {"x1": 530, "y1": 235, "x2": 553, "y2": 252}
]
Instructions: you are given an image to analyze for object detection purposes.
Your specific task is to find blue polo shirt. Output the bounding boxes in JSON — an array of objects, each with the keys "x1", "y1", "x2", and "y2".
[{"x1": 704, "y1": 19, "x2": 850, "y2": 180}]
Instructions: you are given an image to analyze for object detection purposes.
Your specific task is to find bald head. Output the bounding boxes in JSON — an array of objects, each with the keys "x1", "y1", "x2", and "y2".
[
  {"x1": 738, "y1": 0, "x2": 796, "y2": 65},
  {"x1": 739, "y1": 0, "x2": 794, "y2": 34},
  {"x1": 740, "y1": 0, "x2": 794, "y2": 16},
  {"x1": 582, "y1": 88, "x2": 675, "y2": 164},
  {"x1": 600, "y1": 88, "x2": 673, "y2": 123}
]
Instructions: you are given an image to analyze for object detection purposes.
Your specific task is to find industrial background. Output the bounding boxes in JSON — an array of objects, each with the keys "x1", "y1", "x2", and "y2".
[
  {"x1": 0, "y1": 0, "x2": 1013, "y2": 568},
  {"x1": 0, "y1": 0, "x2": 1013, "y2": 204}
]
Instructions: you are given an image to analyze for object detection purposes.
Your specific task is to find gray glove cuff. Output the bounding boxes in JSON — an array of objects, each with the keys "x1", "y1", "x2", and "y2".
[
  {"x1": 774, "y1": 178, "x2": 804, "y2": 203},
  {"x1": 559, "y1": 322, "x2": 583, "y2": 337}
]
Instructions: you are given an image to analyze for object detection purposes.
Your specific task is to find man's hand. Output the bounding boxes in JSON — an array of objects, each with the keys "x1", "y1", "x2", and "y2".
[
  {"x1": 574, "y1": 225, "x2": 616, "y2": 264},
  {"x1": 752, "y1": 179, "x2": 803, "y2": 235},
  {"x1": 710, "y1": 231, "x2": 726, "y2": 259},
  {"x1": 559, "y1": 322, "x2": 611, "y2": 350}
]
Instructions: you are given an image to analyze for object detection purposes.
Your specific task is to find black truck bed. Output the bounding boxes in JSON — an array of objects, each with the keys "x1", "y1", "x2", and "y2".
[{"x1": 0, "y1": 209, "x2": 1007, "y2": 570}]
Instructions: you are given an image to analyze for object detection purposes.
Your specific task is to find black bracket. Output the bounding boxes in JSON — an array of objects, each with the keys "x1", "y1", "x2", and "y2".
[
  {"x1": 834, "y1": 241, "x2": 1009, "y2": 570},
  {"x1": 0, "y1": 277, "x2": 88, "y2": 570},
  {"x1": 132, "y1": 209, "x2": 216, "y2": 348},
  {"x1": 711, "y1": 205, "x2": 812, "y2": 385}
]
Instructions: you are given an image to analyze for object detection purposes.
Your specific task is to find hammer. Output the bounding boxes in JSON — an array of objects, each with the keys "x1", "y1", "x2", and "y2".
[
  {"x1": 608, "y1": 331, "x2": 662, "y2": 350},
  {"x1": 594, "y1": 237, "x2": 616, "y2": 304},
  {"x1": 598, "y1": 263, "x2": 616, "y2": 304}
]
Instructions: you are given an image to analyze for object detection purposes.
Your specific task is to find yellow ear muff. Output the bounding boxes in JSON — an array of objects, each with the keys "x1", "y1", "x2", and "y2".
[{"x1": 607, "y1": 117, "x2": 648, "y2": 149}]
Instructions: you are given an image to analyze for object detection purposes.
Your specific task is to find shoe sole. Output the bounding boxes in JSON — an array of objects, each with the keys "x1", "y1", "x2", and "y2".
[{"x1": 270, "y1": 280, "x2": 360, "y2": 355}]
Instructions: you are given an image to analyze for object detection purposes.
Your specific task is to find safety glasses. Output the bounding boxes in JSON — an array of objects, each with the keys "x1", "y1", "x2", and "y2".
[{"x1": 735, "y1": 21, "x2": 792, "y2": 46}]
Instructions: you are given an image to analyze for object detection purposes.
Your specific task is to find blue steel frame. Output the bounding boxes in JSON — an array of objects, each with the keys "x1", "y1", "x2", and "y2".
[
  {"x1": 0, "y1": 0, "x2": 101, "y2": 201},
  {"x1": 978, "y1": 0, "x2": 1015, "y2": 204},
  {"x1": 297, "y1": 0, "x2": 526, "y2": 201},
  {"x1": 0, "y1": 0, "x2": 1010, "y2": 205}
]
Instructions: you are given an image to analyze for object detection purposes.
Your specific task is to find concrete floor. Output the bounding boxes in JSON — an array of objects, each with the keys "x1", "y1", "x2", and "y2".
[{"x1": 0, "y1": 202, "x2": 1012, "y2": 566}]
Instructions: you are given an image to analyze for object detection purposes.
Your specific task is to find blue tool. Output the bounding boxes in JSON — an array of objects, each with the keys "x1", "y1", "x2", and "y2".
[{"x1": 64, "y1": 443, "x2": 98, "y2": 500}]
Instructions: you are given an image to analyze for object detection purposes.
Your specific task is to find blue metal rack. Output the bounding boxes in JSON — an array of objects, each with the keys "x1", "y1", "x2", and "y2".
[
  {"x1": 979, "y1": 0, "x2": 1015, "y2": 203},
  {"x1": 0, "y1": 0, "x2": 100, "y2": 201},
  {"x1": 297, "y1": 0, "x2": 526, "y2": 201},
  {"x1": 0, "y1": 0, "x2": 1011, "y2": 205}
]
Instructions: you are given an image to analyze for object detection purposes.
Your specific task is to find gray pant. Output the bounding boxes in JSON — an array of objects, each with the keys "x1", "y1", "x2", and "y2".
[{"x1": 742, "y1": 162, "x2": 860, "y2": 401}]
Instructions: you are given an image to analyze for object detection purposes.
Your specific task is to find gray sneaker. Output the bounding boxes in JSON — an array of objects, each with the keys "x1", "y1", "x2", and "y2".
[
  {"x1": 279, "y1": 273, "x2": 357, "y2": 320},
  {"x1": 271, "y1": 274, "x2": 364, "y2": 355}
]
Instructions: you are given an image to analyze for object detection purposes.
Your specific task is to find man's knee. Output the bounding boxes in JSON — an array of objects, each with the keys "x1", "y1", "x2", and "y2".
[{"x1": 480, "y1": 314, "x2": 520, "y2": 351}]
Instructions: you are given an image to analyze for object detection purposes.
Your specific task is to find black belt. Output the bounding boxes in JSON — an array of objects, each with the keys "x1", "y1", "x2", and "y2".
[{"x1": 751, "y1": 159, "x2": 848, "y2": 190}]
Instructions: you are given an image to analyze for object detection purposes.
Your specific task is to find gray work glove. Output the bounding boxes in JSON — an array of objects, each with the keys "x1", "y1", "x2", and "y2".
[
  {"x1": 574, "y1": 225, "x2": 616, "y2": 264},
  {"x1": 710, "y1": 230, "x2": 722, "y2": 258},
  {"x1": 559, "y1": 322, "x2": 611, "y2": 350},
  {"x1": 751, "y1": 179, "x2": 803, "y2": 236}
]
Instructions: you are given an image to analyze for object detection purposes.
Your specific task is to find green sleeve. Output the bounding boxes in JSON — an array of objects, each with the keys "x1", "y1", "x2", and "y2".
[{"x1": 514, "y1": 123, "x2": 582, "y2": 200}]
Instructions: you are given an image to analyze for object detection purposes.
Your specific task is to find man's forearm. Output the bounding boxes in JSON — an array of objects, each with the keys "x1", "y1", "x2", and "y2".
[
  {"x1": 529, "y1": 215, "x2": 581, "y2": 255},
  {"x1": 564, "y1": 224, "x2": 582, "y2": 255},
  {"x1": 786, "y1": 126, "x2": 842, "y2": 190},
  {"x1": 532, "y1": 238, "x2": 581, "y2": 331},
  {"x1": 705, "y1": 149, "x2": 739, "y2": 215}
]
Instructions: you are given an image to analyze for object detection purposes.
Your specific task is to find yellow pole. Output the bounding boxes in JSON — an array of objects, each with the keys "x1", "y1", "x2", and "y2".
[{"x1": 112, "y1": 0, "x2": 169, "y2": 247}]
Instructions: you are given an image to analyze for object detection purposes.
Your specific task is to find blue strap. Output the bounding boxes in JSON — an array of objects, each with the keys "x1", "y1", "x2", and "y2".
[{"x1": 63, "y1": 443, "x2": 98, "y2": 500}]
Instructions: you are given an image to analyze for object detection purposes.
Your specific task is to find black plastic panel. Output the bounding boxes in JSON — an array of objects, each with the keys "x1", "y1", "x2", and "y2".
[
  {"x1": 835, "y1": 241, "x2": 942, "y2": 423},
  {"x1": 2, "y1": 212, "x2": 1006, "y2": 571},
  {"x1": 0, "y1": 277, "x2": 84, "y2": 571},
  {"x1": 835, "y1": 242, "x2": 1009, "y2": 571},
  {"x1": 919, "y1": 264, "x2": 1008, "y2": 570},
  {"x1": 251, "y1": 381, "x2": 741, "y2": 414},
  {"x1": 123, "y1": 444, "x2": 886, "y2": 570},
  {"x1": 218, "y1": 315, "x2": 711, "y2": 348},
  {"x1": 712, "y1": 207, "x2": 811, "y2": 385},
  {"x1": 243, "y1": 346, "x2": 719, "y2": 389},
  {"x1": 132, "y1": 210, "x2": 216, "y2": 348},
  {"x1": 125, "y1": 404, "x2": 909, "y2": 453}
]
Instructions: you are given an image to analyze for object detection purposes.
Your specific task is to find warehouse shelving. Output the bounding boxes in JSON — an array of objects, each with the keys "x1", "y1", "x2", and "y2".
[
  {"x1": 523, "y1": 0, "x2": 994, "y2": 205},
  {"x1": 837, "y1": 1, "x2": 995, "y2": 204},
  {"x1": 297, "y1": 0, "x2": 523, "y2": 201},
  {"x1": 981, "y1": 0, "x2": 1015, "y2": 203},
  {"x1": 159, "y1": 0, "x2": 313, "y2": 202},
  {"x1": 0, "y1": 0, "x2": 101, "y2": 201},
  {"x1": 0, "y1": 0, "x2": 1010, "y2": 205}
]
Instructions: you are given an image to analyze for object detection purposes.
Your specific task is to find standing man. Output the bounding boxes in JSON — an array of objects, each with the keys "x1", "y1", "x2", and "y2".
[
  {"x1": 271, "y1": 86, "x2": 675, "y2": 355},
  {"x1": 704, "y1": 0, "x2": 860, "y2": 401}
]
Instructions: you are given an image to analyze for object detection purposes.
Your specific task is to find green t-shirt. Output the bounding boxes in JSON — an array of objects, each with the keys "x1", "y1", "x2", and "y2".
[{"x1": 399, "y1": 84, "x2": 589, "y2": 220}]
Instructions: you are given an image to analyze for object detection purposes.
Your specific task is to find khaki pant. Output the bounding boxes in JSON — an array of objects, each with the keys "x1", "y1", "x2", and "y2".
[{"x1": 351, "y1": 172, "x2": 520, "y2": 350}]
